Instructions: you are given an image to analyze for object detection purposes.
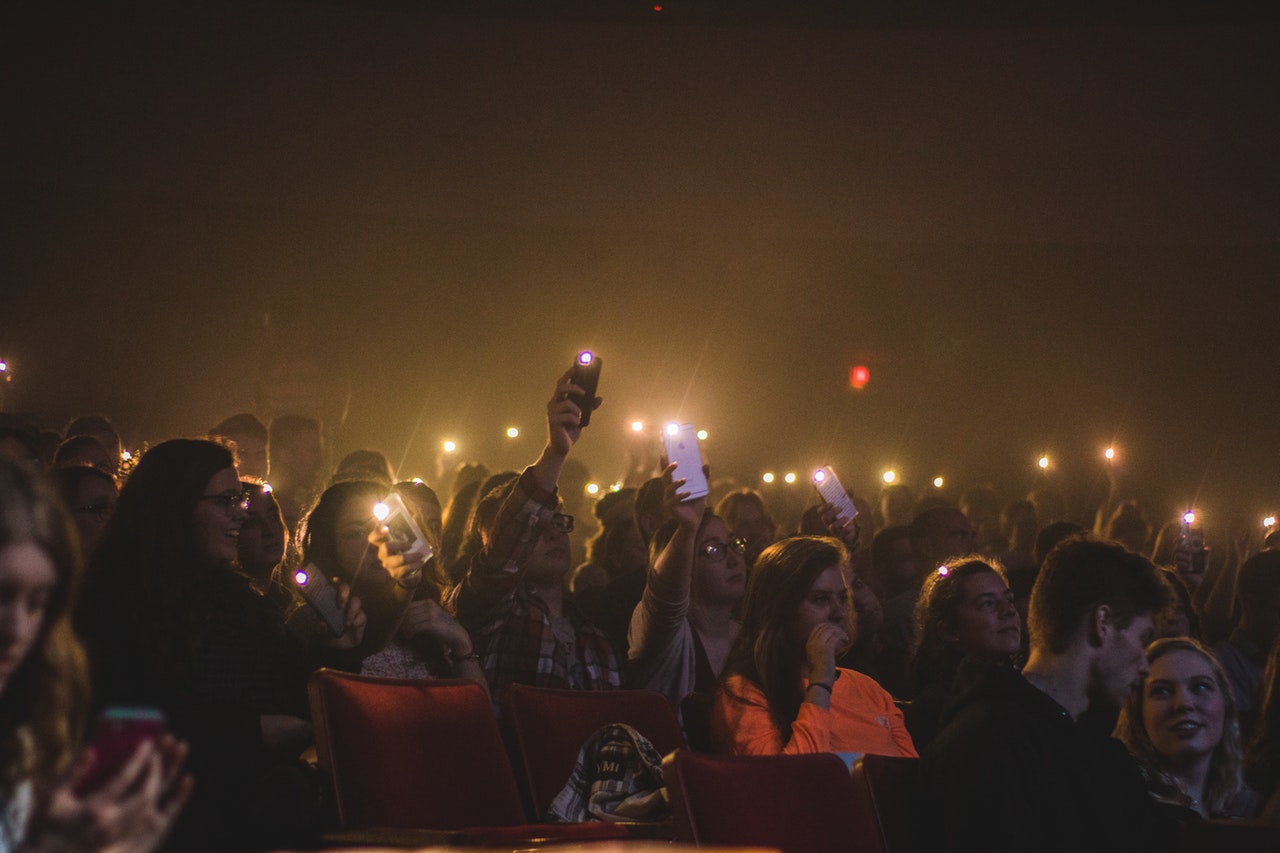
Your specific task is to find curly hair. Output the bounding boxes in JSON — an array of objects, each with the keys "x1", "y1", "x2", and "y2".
[
  {"x1": 1115, "y1": 637, "x2": 1244, "y2": 816},
  {"x1": 720, "y1": 536, "x2": 852, "y2": 739},
  {"x1": 909, "y1": 555, "x2": 1008, "y2": 694},
  {"x1": 0, "y1": 460, "x2": 89, "y2": 796}
]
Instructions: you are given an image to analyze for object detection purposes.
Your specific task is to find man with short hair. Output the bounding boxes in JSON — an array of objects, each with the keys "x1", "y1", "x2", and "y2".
[
  {"x1": 210, "y1": 413, "x2": 270, "y2": 481},
  {"x1": 267, "y1": 414, "x2": 324, "y2": 534},
  {"x1": 920, "y1": 535, "x2": 1174, "y2": 852}
]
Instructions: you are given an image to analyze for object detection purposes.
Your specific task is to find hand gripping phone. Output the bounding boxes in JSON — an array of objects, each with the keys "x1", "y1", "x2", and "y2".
[
  {"x1": 374, "y1": 492, "x2": 434, "y2": 564},
  {"x1": 568, "y1": 350, "x2": 602, "y2": 428},
  {"x1": 813, "y1": 466, "x2": 859, "y2": 528},
  {"x1": 75, "y1": 706, "x2": 167, "y2": 795},
  {"x1": 662, "y1": 423, "x2": 709, "y2": 501},
  {"x1": 290, "y1": 563, "x2": 347, "y2": 636}
]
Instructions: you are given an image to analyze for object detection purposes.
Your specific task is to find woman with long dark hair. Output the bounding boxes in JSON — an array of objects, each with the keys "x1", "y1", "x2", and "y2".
[
  {"x1": 75, "y1": 439, "x2": 365, "y2": 851},
  {"x1": 710, "y1": 536, "x2": 915, "y2": 757},
  {"x1": 1, "y1": 458, "x2": 188, "y2": 852}
]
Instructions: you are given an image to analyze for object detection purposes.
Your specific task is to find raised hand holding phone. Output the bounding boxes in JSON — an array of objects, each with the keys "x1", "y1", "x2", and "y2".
[{"x1": 662, "y1": 423, "x2": 709, "y2": 501}]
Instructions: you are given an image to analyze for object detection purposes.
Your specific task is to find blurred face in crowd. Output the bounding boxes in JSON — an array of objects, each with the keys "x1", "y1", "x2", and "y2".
[
  {"x1": 68, "y1": 473, "x2": 118, "y2": 554},
  {"x1": 1141, "y1": 648, "x2": 1226, "y2": 769},
  {"x1": 0, "y1": 542, "x2": 56, "y2": 694},
  {"x1": 922, "y1": 509, "x2": 977, "y2": 568},
  {"x1": 194, "y1": 467, "x2": 247, "y2": 566},
  {"x1": 524, "y1": 511, "x2": 574, "y2": 583},
  {"x1": 229, "y1": 433, "x2": 269, "y2": 481},
  {"x1": 692, "y1": 516, "x2": 746, "y2": 607},
  {"x1": 730, "y1": 502, "x2": 775, "y2": 565},
  {"x1": 847, "y1": 570, "x2": 883, "y2": 640}
]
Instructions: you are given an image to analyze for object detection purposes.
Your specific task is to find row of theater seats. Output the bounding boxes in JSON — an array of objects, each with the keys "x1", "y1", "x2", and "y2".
[{"x1": 305, "y1": 669, "x2": 916, "y2": 851}]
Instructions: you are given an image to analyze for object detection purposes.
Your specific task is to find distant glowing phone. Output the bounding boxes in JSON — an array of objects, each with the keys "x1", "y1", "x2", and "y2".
[
  {"x1": 813, "y1": 466, "x2": 859, "y2": 528},
  {"x1": 662, "y1": 423, "x2": 709, "y2": 501},
  {"x1": 568, "y1": 350, "x2": 602, "y2": 427},
  {"x1": 291, "y1": 563, "x2": 347, "y2": 636},
  {"x1": 75, "y1": 707, "x2": 167, "y2": 795},
  {"x1": 374, "y1": 493, "x2": 433, "y2": 564}
]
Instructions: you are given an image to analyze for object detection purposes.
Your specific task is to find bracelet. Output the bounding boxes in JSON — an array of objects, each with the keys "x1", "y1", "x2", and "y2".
[{"x1": 807, "y1": 681, "x2": 833, "y2": 694}]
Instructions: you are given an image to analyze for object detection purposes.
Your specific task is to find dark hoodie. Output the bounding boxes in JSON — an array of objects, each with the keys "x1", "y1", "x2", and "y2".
[{"x1": 918, "y1": 659, "x2": 1178, "y2": 853}]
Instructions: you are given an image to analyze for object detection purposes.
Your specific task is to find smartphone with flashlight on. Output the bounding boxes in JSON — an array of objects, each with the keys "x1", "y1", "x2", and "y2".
[
  {"x1": 75, "y1": 707, "x2": 167, "y2": 795},
  {"x1": 374, "y1": 492, "x2": 433, "y2": 565},
  {"x1": 568, "y1": 350, "x2": 601, "y2": 428},
  {"x1": 813, "y1": 466, "x2": 859, "y2": 528},
  {"x1": 290, "y1": 563, "x2": 348, "y2": 636},
  {"x1": 662, "y1": 423, "x2": 710, "y2": 501},
  {"x1": 1178, "y1": 512, "x2": 1209, "y2": 577}
]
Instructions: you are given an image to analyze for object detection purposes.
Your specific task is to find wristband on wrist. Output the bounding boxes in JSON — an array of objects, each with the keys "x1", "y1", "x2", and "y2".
[{"x1": 807, "y1": 681, "x2": 834, "y2": 695}]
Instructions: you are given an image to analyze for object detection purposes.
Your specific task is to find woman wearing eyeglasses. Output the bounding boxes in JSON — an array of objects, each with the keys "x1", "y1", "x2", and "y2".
[
  {"x1": 74, "y1": 439, "x2": 366, "y2": 851},
  {"x1": 710, "y1": 536, "x2": 917, "y2": 757},
  {"x1": 627, "y1": 462, "x2": 744, "y2": 712}
]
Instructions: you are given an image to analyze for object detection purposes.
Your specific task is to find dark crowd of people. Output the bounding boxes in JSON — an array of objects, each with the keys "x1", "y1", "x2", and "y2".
[{"x1": 0, "y1": 367, "x2": 1278, "y2": 852}]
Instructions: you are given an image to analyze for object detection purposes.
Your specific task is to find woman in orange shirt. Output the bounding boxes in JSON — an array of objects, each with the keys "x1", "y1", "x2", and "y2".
[{"x1": 710, "y1": 536, "x2": 916, "y2": 757}]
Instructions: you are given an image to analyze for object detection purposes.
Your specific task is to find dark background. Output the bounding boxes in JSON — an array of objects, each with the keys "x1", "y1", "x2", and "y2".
[{"x1": 3, "y1": 1, "x2": 1277, "y2": 531}]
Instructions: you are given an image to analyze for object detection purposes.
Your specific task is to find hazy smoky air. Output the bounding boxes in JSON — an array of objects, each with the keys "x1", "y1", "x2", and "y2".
[{"x1": 4, "y1": 3, "x2": 1278, "y2": 530}]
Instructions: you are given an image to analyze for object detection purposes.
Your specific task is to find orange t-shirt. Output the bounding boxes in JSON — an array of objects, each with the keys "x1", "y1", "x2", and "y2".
[{"x1": 711, "y1": 667, "x2": 917, "y2": 757}]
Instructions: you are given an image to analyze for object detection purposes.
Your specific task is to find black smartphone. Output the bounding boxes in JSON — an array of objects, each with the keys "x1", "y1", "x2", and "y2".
[{"x1": 569, "y1": 350, "x2": 602, "y2": 428}]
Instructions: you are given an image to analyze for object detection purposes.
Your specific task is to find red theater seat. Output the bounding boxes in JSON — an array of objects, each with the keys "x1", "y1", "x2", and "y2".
[{"x1": 307, "y1": 670, "x2": 628, "y2": 845}]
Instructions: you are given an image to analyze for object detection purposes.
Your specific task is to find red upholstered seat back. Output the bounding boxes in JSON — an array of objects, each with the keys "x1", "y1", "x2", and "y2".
[
  {"x1": 502, "y1": 683, "x2": 686, "y2": 820},
  {"x1": 308, "y1": 671, "x2": 526, "y2": 829},
  {"x1": 851, "y1": 754, "x2": 921, "y2": 853},
  {"x1": 662, "y1": 750, "x2": 865, "y2": 853}
]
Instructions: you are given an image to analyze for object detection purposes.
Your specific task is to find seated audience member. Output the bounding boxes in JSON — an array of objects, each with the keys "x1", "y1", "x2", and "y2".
[
  {"x1": 450, "y1": 370, "x2": 622, "y2": 707},
  {"x1": 392, "y1": 479, "x2": 446, "y2": 590},
  {"x1": 879, "y1": 505, "x2": 976, "y2": 697},
  {"x1": 63, "y1": 415, "x2": 121, "y2": 476},
  {"x1": 52, "y1": 435, "x2": 114, "y2": 475},
  {"x1": 629, "y1": 464, "x2": 745, "y2": 710},
  {"x1": 1213, "y1": 551, "x2": 1280, "y2": 731},
  {"x1": 1245, "y1": 639, "x2": 1280, "y2": 812},
  {"x1": 578, "y1": 475, "x2": 669, "y2": 659},
  {"x1": 0, "y1": 459, "x2": 190, "y2": 852},
  {"x1": 267, "y1": 415, "x2": 325, "y2": 536},
  {"x1": 1116, "y1": 637, "x2": 1260, "y2": 819},
  {"x1": 998, "y1": 498, "x2": 1038, "y2": 573},
  {"x1": 209, "y1": 413, "x2": 269, "y2": 481},
  {"x1": 570, "y1": 487, "x2": 642, "y2": 594},
  {"x1": 1026, "y1": 485, "x2": 1067, "y2": 529},
  {"x1": 710, "y1": 536, "x2": 916, "y2": 758},
  {"x1": 878, "y1": 482, "x2": 914, "y2": 530},
  {"x1": 1153, "y1": 567, "x2": 1202, "y2": 641},
  {"x1": 959, "y1": 484, "x2": 1004, "y2": 555},
  {"x1": 54, "y1": 464, "x2": 118, "y2": 555},
  {"x1": 296, "y1": 479, "x2": 484, "y2": 691},
  {"x1": 331, "y1": 448, "x2": 395, "y2": 487},
  {"x1": 714, "y1": 488, "x2": 776, "y2": 567},
  {"x1": 920, "y1": 534, "x2": 1175, "y2": 853},
  {"x1": 74, "y1": 439, "x2": 366, "y2": 851},
  {"x1": 1107, "y1": 500, "x2": 1152, "y2": 556},
  {"x1": 865, "y1": 525, "x2": 916, "y2": 603},
  {"x1": 439, "y1": 477, "x2": 483, "y2": 583},
  {"x1": 236, "y1": 481, "x2": 289, "y2": 599},
  {"x1": 906, "y1": 556, "x2": 1021, "y2": 750}
]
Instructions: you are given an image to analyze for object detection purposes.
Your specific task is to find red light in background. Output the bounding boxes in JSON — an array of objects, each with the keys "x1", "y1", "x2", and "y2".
[{"x1": 849, "y1": 365, "x2": 870, "y2": 389}]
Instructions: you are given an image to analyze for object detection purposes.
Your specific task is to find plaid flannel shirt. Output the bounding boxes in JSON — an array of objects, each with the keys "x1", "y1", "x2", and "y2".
[{"x1": 451, "y1": 466, "x2": 622, "y2": 706}]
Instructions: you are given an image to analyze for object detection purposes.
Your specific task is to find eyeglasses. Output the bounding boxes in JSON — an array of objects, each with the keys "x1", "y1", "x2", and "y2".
[
  {"x1": 200, "y1": 489, "x2": 251, "y2": 516},
  {"x1": 538, "y1": 513, "x2": 574, "y2": 536},
  {"x1": 71, "y1": 500, "x2": 115, "y2": 522},
  {"x1": 699, "y1": 538, "x2": 747, "y2": 561}
]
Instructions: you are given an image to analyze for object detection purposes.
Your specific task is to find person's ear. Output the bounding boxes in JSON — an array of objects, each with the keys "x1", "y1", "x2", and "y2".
[{"x1": 1087, "y1": 604, "x2": 1113, "y2": 648}]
